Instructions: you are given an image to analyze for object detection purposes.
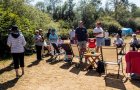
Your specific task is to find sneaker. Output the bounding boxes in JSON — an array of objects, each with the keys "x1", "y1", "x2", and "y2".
[
  {"x1": 64, "y1": 59, "x2": 71, "y2": 62},
  {"x1": 16, "y1": 75, "x2": 20, "y2": 79}
]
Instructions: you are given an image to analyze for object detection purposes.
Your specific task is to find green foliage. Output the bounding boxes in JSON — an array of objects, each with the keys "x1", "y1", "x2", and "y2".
[
  {"x1": 0, "y1": 0, "x2": 140, "y2": 58},
  {"x1": 119, "y1": 18, "x2": 137, "y2": 32},
  {"x1": 81, "y1": 4, "x2": 97, "y2": 28},
  {"x1": 133, "y1": 7, "x2": 140, "y2": 17},
  {"x1": 127, "y1": 19, "x2": 137, "y2": 32},
  {"x1": 58, "y1": 28, "x2": 69, "y2": 40},
  {"x1": 59, "y1": 20, "x2": 70, "y2": 29},
  {"x1": 23, "y1": 31, "x2": 34, "y2": 48},
  {"x1": 88, "y1": 29, "x2": 95, "y2": 38},
  {"x1": 0, "y1": 0, "x2": 57, "y2": 58},
  {"x1": 134, "y1": 18, "x2": 140, "y2": 30},
  {"x1": 98, "y1": 16, "x2": 121, "y2": 33}
]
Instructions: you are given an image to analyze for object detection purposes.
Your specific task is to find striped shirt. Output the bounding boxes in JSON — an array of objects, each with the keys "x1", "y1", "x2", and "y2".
[
  {"x1": 34, "y1": 34, "x2": 43, "y2": 46},
  {"x1": 7, "y1": 34, "x2": 26, "y2": 53}
]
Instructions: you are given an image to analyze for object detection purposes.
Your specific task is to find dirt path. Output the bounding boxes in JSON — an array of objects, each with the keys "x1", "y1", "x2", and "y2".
[{"x1": 0, "y1": 37, "x2": 140, "y2": 90}]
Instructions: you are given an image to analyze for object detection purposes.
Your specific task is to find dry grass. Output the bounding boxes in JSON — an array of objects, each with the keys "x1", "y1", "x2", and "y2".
[{"x1": 0, "y1": 37, "x2": 140, "y2": 90}]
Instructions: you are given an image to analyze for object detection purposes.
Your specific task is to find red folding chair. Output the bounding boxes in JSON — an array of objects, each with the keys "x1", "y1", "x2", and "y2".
[{"x1": 87, "y1": 38, "x2": 96, "y2": 51}]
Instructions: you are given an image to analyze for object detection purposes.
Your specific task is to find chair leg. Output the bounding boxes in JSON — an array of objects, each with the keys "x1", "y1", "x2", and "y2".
[
  {"x1": 117, "y1": 64, "x2": 121, "y2": 79},
  {"x1": 105, "y1": 64, "x2": 107, "y2": 75},
  {"x1": 121, "y1": 61, "x2": 126, "y2": 78}
]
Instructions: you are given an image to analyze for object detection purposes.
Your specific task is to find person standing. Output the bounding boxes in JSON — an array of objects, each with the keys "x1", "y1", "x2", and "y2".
[
  {"x1": 69, "y1": 26, "x2": 75, "y2": 44},
  {"x1": 7, "y1": 25, "x2": 26, "y2": 78},
  {"x1": 34, "y1": 30, "x2": 44, "y2": 60},
  {"x1": 93, "y1": 22, "x2": 104, "y2": 52},
  {"x1": 75, "y1": 21, "x2": 88, "y2": 61},
  {"x1": 39, "y1": 29, "x2": 45, "y2": 58}
]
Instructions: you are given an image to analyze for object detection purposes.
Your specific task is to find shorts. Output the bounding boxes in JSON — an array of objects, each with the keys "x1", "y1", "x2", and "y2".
[
  {"x1": 96, "y1": 37, "x2": 105, "y2": 47},
  {"x1": 116, "y1": 44, "x2": 123, "y2": 48},
  {"x1": 78, "y1": 41, "x2": 87, "y2": 50}
]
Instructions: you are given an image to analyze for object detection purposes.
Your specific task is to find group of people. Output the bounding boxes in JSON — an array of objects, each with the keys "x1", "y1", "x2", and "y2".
[{"x1": 7, "y1": 21, "x2": 140, "y2": 78}]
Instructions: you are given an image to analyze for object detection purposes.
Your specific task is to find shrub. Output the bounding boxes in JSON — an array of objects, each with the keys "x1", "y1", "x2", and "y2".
[
  {"x1": 58, "y1": 28, "x2": 69, "y2": 40},
  {"x1": 134, "y1": 18, "x2": 140, "y2": 30},
  {"x1": 88, "y1": 29, "x2": 95, "y2": 38},
  {"x1": 98, "y1": 16, "x2": 122, "y2": 34}
]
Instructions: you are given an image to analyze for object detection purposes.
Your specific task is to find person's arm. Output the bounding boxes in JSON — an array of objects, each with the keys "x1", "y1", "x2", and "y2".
[
  {"x1": 49, "y1": 34, "x2": 51, "y2": 41},
  {"x1": 7, "y1": 35, "x2": 12, "y2": 47},
  {"x1": 34, "y1": 35, "x2": 40, "y2": 43},
  {"x1": 129, "y1": 39, "x2": 133, "y2": 44},
  {"x1": 22, "y1": 35, "x2": 26, "y2": 47},
  {"x1": 113, "y1": 39, "x2": 116, "y2": 46},
  {"x1": 56, "y1": 34, "x2": 58, "y2": 40},
  {"x1": 85, "y1": 29, "x2": 88, "y2": 41},
  {"x1": 75, "y1": 29, "x2": 78, "y2": 40},
  {"x1": 93, "y1": 28, "x2": 101, "y2": 36},
  {"x1": 93, "y1": 32, "x2": 102, "y2": 36},
  {"x1": 121, "y1": 39, "x2": 124, "y2": 45}
]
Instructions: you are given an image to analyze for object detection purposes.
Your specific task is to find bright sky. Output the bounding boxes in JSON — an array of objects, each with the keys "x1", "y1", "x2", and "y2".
[{"x1": 31, "y1": 0, "x2": 140, "y2": 7}]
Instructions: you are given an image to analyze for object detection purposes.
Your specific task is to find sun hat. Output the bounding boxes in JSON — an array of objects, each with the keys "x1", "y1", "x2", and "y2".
[{"x1": 132, "y1": 34, "x2": 136, "y2": 37}]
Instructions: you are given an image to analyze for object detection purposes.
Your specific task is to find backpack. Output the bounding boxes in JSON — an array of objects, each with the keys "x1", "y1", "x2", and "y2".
[{"x1": 96, "y1": 60, "x2": 105, "y2": 75}]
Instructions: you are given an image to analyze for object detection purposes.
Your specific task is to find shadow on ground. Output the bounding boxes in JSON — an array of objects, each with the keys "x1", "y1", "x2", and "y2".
[
  {"x1": 0, "y1": 78, "x2": 19, "y2": 90},
  {"x1": 105, "y1": 75, "x2": 126, "y2": 90},
  {"x1": 60, "y1": 62, "x2": 73, "y2": 69},
  {"x1": 130, "y1": 79, "x2": 140, "y2": 88},
  {"x1": 46, "y1": 56, "x2": 63, "y2": 65},
  {"x1": 27, "y1": 60, "x2": 41, "y2": 67},
  {"x1": 0, "y1": 62, "x2": 13, "y2": 75},
  {"x1": 85, "y1": 69, "x2": 100, "y2": 77}
]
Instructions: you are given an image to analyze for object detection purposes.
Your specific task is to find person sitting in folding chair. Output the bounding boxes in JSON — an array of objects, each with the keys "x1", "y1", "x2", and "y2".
[
  {"x1": 49, "y1": 29, "x2": 58, "y2": 55},
  {"x1": 61, "y1": 43, "x2": 73, "y2": 63},
  {"x1": 113, "y1": 34, "x2": 125, "y2": 54},
  {"x1": 129, "y1": 34, "x2": 140, "y2": 51}
]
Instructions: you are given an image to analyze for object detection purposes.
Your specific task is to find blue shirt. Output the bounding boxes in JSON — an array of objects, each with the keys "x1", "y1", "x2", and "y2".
[
  {"x1": 75, "y1": 27, "x2": 87, "y2": 41},
  {"x1": 49, "y1": 33, "x2": 58, "y2": 43}
]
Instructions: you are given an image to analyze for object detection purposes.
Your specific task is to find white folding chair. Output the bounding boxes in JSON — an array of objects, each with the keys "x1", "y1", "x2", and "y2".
[{"x1": 100, "y1": 46, "x2": 124, "y2": 78}]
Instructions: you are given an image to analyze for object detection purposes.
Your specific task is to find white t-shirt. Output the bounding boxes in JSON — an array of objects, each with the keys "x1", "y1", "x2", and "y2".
[
  {"x1": 69, "y1": 30, "x2": 75, "y2": 40},
  {"x1": 130, "y1": 38, "x2": 140, "y2": 45},
  {"x1": 114, "y1": 38, "x2": 124, "y2": 45},
  {"x1": 93, "y1": 27, "x2": 104, "y2": 37}
]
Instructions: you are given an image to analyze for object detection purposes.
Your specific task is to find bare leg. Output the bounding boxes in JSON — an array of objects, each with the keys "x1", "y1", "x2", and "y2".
[
  {"x1": 96, "y1": 46, "x2": 100, "y2": 53},
  {"x1": 15, "y1": 69, "x2": 19, "y2": 78},
  {"x1": 21, "y1": 67, "x2": 24, "y2": 75}
]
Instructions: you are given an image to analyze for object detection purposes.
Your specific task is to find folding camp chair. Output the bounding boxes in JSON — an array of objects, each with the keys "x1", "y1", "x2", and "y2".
[
  {"x1": 61, "y1": 43, "x2": 73, "y2": 63},
  {"x1": 100, "y1": 46, "x2": 124, "y2": 78},
  {"x1": 117, "y1": 43, "x2": 126, "y2": 55},
  {"x1": 51, "y1": 43, "x2": 64, "y2": 60},
  {"x1": 71, "y1": 44, "x2": 82, "y2": 67},
  {"x1": 87, "y1": 38, "x2": 96, "y2": 52}
]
